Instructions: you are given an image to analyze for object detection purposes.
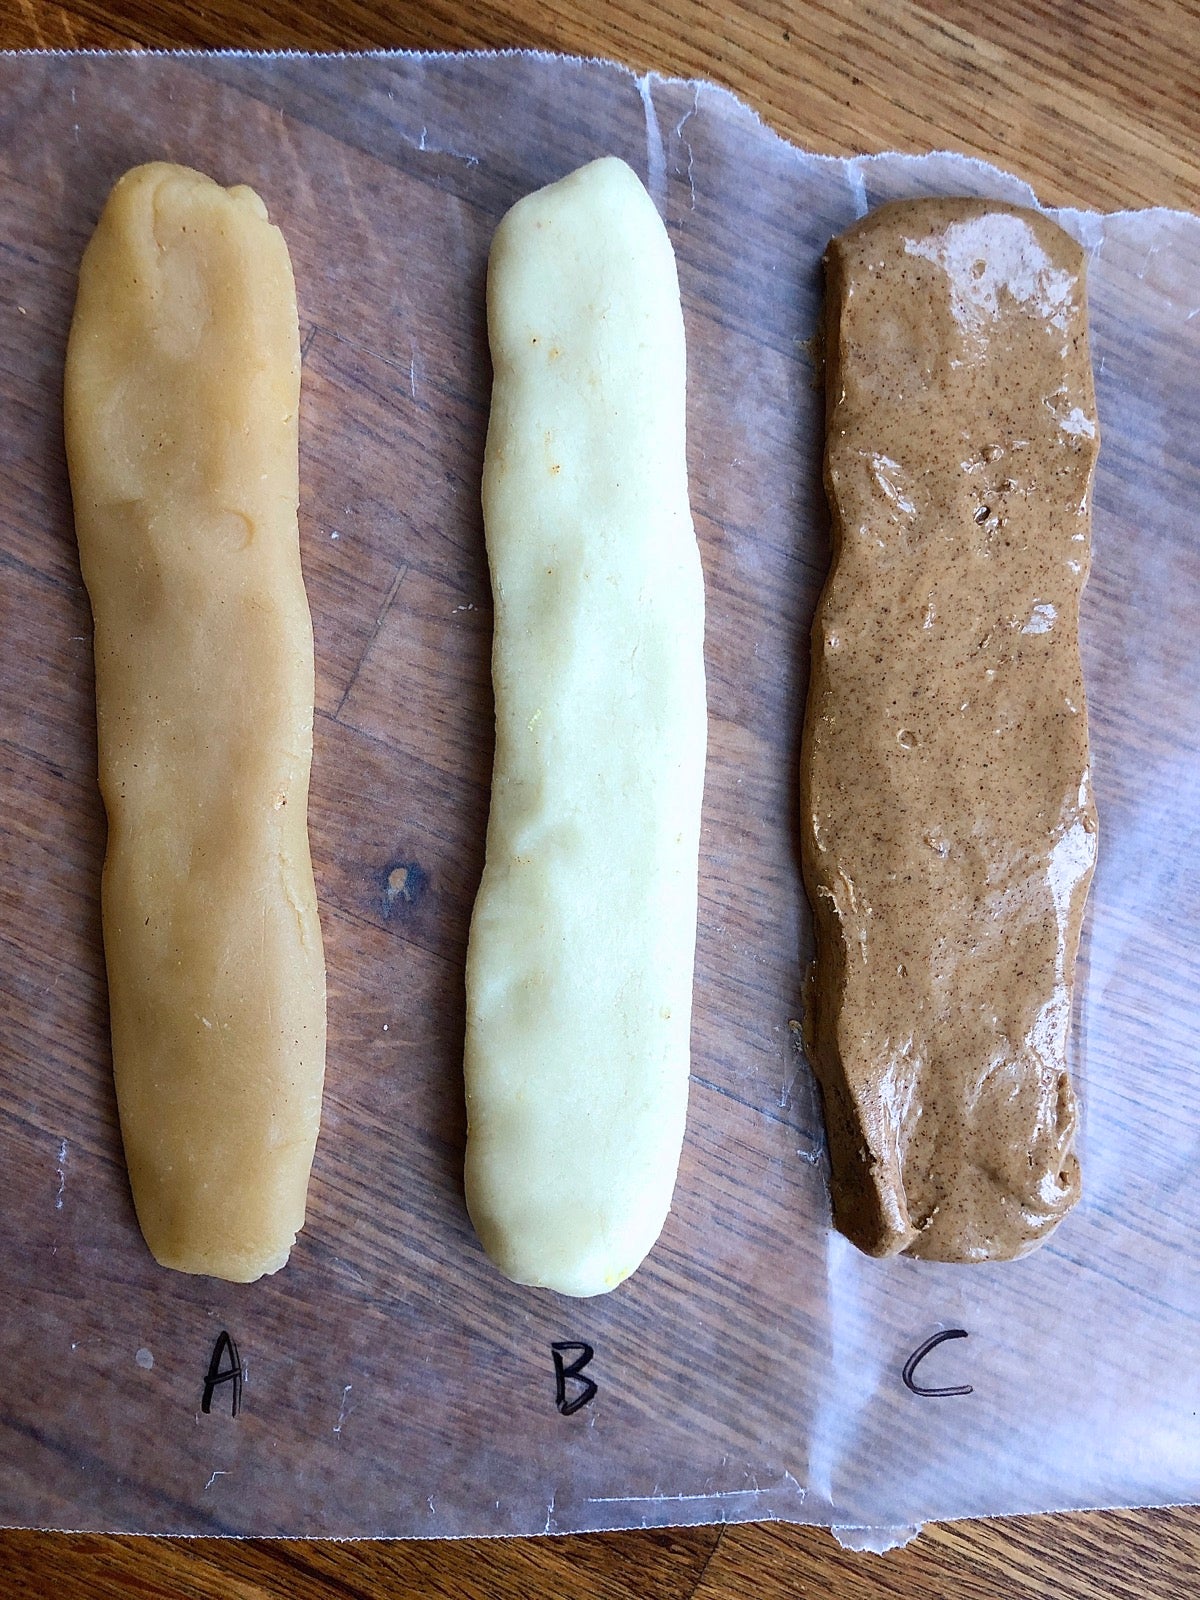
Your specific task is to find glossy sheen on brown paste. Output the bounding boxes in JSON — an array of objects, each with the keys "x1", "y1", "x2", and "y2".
[{"x1": 801, "y1": 197, "x2": 1099, "y2": 1262}]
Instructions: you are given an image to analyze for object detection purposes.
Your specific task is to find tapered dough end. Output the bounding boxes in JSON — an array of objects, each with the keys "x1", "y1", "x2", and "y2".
[
  {"x1": 146, "y1": 1229, "x2": 294, "y2": 1286},
  {"x1": 132, "y1": 1141, "x2": 311, "y2": 1284},
  {"x1": 464, "y1": 1095, "x2": 688, "y2": 1298}
]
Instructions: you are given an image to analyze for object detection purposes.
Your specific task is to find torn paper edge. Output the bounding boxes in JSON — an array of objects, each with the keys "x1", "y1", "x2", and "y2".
[
  {"x1": 0, "y1": 47, "x2": 1196, "y2": 231},
  {"x1": 831, "y1": 1523, "x2": 923, "y2": 1553}
]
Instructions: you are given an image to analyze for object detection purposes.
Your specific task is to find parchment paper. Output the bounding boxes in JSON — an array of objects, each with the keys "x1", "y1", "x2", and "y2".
[{"x1": 0, "y1": 50, "x2": 1197, "y2": 1543}]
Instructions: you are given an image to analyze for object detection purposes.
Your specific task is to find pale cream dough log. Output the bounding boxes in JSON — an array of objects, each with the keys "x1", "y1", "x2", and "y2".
[
  {"x1": 464, "y1": 157, "x2": 707, "y2": 1298},
  {"x1": 64, "y1": 162, "x2": 326, "y2": 1283}
]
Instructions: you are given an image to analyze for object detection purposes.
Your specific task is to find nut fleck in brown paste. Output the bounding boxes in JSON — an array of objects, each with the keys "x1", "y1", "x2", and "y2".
[{"x1": 801, "y1": 198, "x2": 1099, "y2": 1263}]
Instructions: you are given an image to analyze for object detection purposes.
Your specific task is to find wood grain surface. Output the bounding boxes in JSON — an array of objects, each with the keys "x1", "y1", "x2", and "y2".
[{"x1": 3, "y1": 2, "x2": 1199, "y2": 1597}]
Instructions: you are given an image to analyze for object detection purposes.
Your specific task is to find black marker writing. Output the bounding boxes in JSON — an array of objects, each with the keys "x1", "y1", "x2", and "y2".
[
  {"x1": 202, "y1": 1331, "x2": 244, "y2": 1417},
  {"x1": 551, "y1": 1341, "x2": 596, "y2": 1416},
  {"x1": 902, "y1": 1328, "x2": 973, "y2": 1397}
]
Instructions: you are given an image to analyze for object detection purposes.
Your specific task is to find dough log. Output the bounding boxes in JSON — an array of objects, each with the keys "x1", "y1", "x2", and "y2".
[
  {"x1": 464, "y1": 157, "x2": 707, "y2": 1298},
  {"x1": 802, "y1": 198, "x2": 1098, "y2": 1262},
  {"x1": 65, "y1": 163, "x2": 326, "y2": 1282}
]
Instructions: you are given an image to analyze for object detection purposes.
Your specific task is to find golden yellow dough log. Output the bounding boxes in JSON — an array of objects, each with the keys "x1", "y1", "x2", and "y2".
[{"x1": 64, "y1": 163, "x2": 326, "y2": 1282}]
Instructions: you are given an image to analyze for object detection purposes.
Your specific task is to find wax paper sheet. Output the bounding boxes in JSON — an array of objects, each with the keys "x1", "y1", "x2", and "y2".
[{"x1": 0, "y1": 50, "x2": 1197, "y2": 1542}]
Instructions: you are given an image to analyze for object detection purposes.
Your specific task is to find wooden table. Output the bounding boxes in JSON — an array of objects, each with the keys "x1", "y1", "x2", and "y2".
[{"x1": 3, "y1": 3, "x2": 1198, "y2": 1595}]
